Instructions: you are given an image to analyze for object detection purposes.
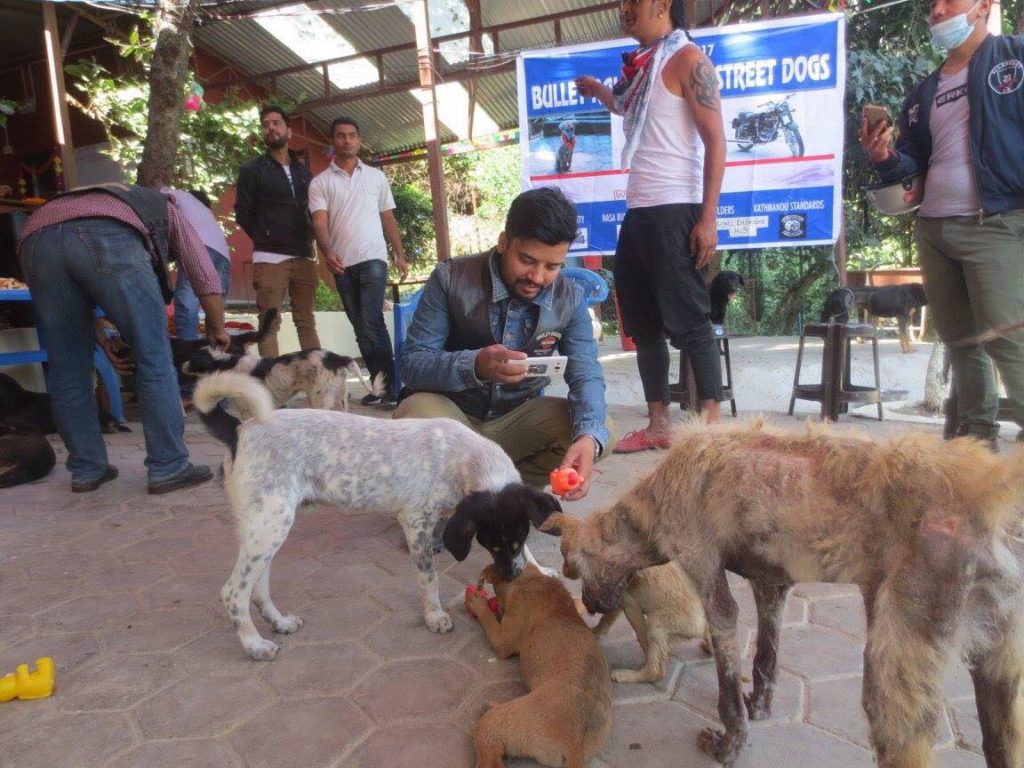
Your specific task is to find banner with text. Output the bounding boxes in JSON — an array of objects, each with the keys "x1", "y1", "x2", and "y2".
[{"x1": 516, "y1": 12, "x2": 846, "y2": 253}]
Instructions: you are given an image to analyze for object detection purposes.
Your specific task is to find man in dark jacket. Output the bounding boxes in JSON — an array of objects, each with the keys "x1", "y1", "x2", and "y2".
[
  {"x1": 235, "y1": 105, "x2": 320, "y2": 356},
  {"x1": 860, "y1": 0, "x2": 1024, "y2": 446}
]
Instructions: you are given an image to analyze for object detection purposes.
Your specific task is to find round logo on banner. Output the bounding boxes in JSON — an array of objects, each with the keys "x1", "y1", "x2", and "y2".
[{"x1": 988, "y1": 60, "x2": 1024, "y2": 94}]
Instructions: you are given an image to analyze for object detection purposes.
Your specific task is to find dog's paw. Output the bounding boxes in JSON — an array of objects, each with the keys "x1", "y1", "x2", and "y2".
[
  {"x1": 272, "y1": 614, "x2": 304, "y2": 635},
  {"x1": 611, "y1": 668, "x2": 655, "y2": 684},
  {"x1": 425, "y1": 610, "x2": 455, "y2": 634},
  {"x1": 698, "y1": 727, "x2": 746, "y2": 766},
  {"x1": 244, "y1": 637, "x2": 281, "y2": 661},
  {"x1": 743, "y1": 692, "x2": 772, "y2": 721}
]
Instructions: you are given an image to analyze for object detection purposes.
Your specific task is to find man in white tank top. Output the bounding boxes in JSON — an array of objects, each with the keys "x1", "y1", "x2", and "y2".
[{"x1": 577, "y1": 0, "x2": 727, "y2": 453}]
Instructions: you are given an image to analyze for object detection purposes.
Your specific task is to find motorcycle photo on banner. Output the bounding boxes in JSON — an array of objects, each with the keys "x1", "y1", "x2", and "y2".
[
  {"x1": 516, "y1": 12, "x2": 846, "y2": 253},
  {"x1": 732, "y1": 93, "x2": 804, "y2": 156}
]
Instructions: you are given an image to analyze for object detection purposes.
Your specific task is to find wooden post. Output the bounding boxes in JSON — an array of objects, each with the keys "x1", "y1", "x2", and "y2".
[
  {"x1": 412, "y1": 0, "x2": 451, "y2": 261},
  {"x1": 42, "y1": 1, "x2": 78, "y2": 189}
]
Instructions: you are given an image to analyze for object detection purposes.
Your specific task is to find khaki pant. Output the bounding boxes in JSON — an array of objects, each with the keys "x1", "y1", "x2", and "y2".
[
  {"x1": 393, "y1": 393, "x2": 615, "y2": 490},
  {"x1": 916, "y1": 210, "x2": 1024, "y2": 437},
  {"x1": 253, "y1": 258, "x2": 321, "y2": 357}
]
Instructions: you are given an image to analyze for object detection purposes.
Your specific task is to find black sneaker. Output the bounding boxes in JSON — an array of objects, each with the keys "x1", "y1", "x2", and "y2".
[
  {"x1": 361, "y1": 393, "x2": 382, "y2": 406},
  {"x1": 376, "y1": 390, "x2": 398, "y2": 407},
  {"x1": 148, "y1": 464, "x2": 213, "y2": 495},
  {"x1": 71, "y1": 465, "x2": 119, "y2": 493}
]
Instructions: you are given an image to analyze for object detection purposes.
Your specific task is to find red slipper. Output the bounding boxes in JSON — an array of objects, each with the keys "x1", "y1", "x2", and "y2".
[{"x1": 614, "y1": 430, "x2": 672, "y2": 454}]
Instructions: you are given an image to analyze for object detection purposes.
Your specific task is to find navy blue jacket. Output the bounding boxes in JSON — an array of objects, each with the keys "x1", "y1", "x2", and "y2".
[{"x1": 876, "y1": 34, "x2": 1024, "y2": 215}]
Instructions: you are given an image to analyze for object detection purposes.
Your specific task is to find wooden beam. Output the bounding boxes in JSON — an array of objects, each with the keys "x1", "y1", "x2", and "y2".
[
  {"x1": 42, "y1": 1, "x2": 78, "y2": 189},
  {"x1": 411, "y1": 0, "x2": 451, "y2": 262},
  {"x1": 293, "y1": 59, "x2": 515, "y2": 114},
  {"x1": 207, "y1": 1, "x2": 619, "y2": 91}
]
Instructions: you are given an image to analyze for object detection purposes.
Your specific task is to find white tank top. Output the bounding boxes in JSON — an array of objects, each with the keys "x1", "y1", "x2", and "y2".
[{"x1": 626, "y1": 44, "x2": 705, "y2": 209}]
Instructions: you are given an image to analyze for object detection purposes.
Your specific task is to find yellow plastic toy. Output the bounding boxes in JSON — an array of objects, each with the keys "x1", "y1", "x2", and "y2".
[{"x1": 0, "y1": 657, "x2": 55, "y2": 701}]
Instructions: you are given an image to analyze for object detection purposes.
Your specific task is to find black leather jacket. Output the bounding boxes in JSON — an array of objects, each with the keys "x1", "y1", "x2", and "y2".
[{"x1": 234, "y1": 150, "x2": 313, "y2": 258}]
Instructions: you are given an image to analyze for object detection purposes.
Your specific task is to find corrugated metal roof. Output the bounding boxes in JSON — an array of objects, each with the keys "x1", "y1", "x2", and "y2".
[{"x1": 194, "y1": 0, "x2": 722, "y2": 156}]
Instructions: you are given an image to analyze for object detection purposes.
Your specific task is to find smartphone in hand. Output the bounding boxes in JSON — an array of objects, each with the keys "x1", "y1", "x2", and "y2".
[{"x1": 862, "y1": 104, "x2": 891, "y2": 129}]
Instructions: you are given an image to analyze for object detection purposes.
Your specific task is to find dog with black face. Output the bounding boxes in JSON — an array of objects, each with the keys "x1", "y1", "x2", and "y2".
[
  {"x1": 820, "y1": 284, "x2": 928, "y2": 353},
  {"x1": 709, "y1": 270, "x2": 745, "y2": 324},
  {"x1": 444, "y1": 485, "x2": 562, "y2": 581}
]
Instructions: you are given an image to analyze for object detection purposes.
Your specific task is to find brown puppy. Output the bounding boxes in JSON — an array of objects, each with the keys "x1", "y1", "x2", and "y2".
[
  {"x1": 591, "y1": 562, "x2": 709, "y2": 684},
  {"x1": 530, "y1": 419, "x2": 1024, "y2": 768},
  {"x1": 466, "y1": 563, "x2": 612, "y2": 768}
]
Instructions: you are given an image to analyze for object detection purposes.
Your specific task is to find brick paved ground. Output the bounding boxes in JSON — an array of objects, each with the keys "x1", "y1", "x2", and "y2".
[{"x1": 0, "y1": 337, "x2": 995, "y2": 767}]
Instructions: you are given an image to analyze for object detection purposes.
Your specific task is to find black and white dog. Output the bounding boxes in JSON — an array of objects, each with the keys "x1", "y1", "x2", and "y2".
[
  {"x1": 193, "y1": 371, "x2": 560, "y2": 660},
  {"x1": 183, "y1": 348, "x2": 382, "y2": 411},
  {"x1": 821, "y1": 283, "x2": 928, "y2": 352},
  {"x1": 169, "y1": 308, "x2": 280, "y2": 371}
]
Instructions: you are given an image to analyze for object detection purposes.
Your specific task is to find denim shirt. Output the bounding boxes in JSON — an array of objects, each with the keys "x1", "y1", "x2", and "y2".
[{"x1": 401, "y1": 252, "x2": 610, "y2": 451}]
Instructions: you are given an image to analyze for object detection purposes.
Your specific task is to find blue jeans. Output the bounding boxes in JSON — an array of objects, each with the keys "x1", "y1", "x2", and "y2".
[
  {"x1": 175, "y1": 246, "x2": 231, "y2": 397},
  {"x1": 335, "y1": 259, "x2": 395, "y2": 391},
  {"x1": 19, "y1": 219, "x2": 191, "y2": 484}
]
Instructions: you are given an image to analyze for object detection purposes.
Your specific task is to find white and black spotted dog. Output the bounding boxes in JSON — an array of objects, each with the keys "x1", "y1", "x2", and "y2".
[
  {"x1": 183, "y1": 347, "x2": 381, "y2": 411},
  {"x1": 193, "y1": 371, "x2": 560, "y2": 660}
]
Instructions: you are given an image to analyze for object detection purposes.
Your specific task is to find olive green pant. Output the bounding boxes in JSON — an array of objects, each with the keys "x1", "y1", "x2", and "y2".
[
  {"x1": 393, "y1": 393, "x2": 616, "y2": 489},
  {"x1": 916, "y1": 210, "x2": 1024, "y2": 437}
]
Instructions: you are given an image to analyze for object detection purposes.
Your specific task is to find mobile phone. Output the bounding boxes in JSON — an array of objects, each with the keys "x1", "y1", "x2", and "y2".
[
  {"x1": 862, "y1": 104, "x2": 891, "y2": 129},
  {"x1": 508, "y1": 355, "x2": 569, "y2": 377}
]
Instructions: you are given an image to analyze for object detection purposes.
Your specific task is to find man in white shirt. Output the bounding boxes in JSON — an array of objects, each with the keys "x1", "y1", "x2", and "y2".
[{"x1": 310, "y1": 116, "x2": 408, "y2": 405}]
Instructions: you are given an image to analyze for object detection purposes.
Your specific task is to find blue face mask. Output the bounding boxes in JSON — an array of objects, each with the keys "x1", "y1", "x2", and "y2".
[{"x1": 929, "y1": 1, "x2": 981, "y2": 51}]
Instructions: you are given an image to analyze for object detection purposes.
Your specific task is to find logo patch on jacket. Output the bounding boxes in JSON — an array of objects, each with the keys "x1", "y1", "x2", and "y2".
[
  {"x1": 907, "y1": 103, "x2": 920, "y2": 126},
  {"x1": 989, "y1": 60, "x2": 1024, "y2": 94},
  {"x1": 533, "y1": 332, "x2": 561, "y2": 354}
]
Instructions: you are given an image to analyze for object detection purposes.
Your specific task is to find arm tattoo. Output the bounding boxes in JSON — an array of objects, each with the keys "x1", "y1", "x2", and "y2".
[{"x1": 689, "y1": 59, "x2": 721, "y2": 112}]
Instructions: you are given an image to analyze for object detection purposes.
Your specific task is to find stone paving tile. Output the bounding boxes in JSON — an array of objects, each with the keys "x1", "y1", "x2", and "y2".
[
  {"x1": 672, "y1": 659, "x2": 804, "y2": 724},
  {"x1": 59, "y1": 652, "x2": 180, "y2": 712},
  {"x1": 600, "y1": 700, "x2": 719, "y2": 768},
  {"x1": 1, "y1": 613, "x2": 36, "y2": 648},
  {"x1": 948, "y1": 698, "x2": 983, "y2": 752},
  {"x1": 808, "y1": 594, "x2": 867, "y2": 639},
  {"x1": 0, "y1": 711, "x2": 135, "y2": 768},
  {"x1": 103, "y1": 738, "x2": 244, "y2": 768},
  {"x1": 230, "y1": 698, "x2": 370, "y2": 768},
  {"x1": 288, "y1": 596, "x2": 386, "y2": 644},
  {"x1": 1, "y1": 631, "x2": 102, "y2": 676},
  {"x1": 352, "y1": 658, "x2": 476, "y2": 722},
  {"x1": 346, "y1": 720, "x2": 476, "y2": 768},
  {"x1": 777, "y1": 625, "x2": 864, "y2": 680},
  {"x1": 260, "y1": 641, "x2": 380, "y2": 697},
  {"x1": 133, "y1": 674, "x2": 270, "y2": 738}
]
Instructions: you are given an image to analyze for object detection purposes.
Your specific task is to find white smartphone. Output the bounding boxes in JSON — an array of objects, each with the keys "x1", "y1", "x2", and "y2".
[{"x1": 508, "y1": 355, "x2": 569, "y2": 377}]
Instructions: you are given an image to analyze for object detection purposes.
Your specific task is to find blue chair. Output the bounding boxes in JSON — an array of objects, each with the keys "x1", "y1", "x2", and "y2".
[
  {"x1": 391, "y1": 288, "x2": 424, "y2": 396},
  {"x1": 561, "y1": 267, "x2": 609, "y2": 306}
]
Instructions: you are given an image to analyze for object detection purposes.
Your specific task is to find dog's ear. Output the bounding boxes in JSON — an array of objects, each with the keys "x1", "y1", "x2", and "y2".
[
  {"x1": 518, "y1": 486, "x2": 562, "y2": 530},
  {"x1": 539, "y1": 511, "x2": 571, "y2": 536},
  {"x1": 444, "y1": 491, "x2": 493, "y2": 561}
]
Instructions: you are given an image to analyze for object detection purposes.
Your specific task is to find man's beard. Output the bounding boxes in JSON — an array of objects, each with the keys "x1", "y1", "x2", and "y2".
[{"x1": 264, "y1": 135, "x2": 287, "y2": 150}]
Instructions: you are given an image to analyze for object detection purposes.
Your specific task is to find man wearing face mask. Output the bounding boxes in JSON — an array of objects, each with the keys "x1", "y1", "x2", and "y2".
[{"x1": 860, "y1": 0, "x2": 1024, "y2": 448}]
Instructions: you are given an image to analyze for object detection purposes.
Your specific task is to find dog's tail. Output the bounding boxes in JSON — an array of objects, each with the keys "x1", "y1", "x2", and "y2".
[
  {"x1": 351, "y1": 367, "x2": 386, "y2": 398},
  {"x1": 193, "y1": 372, "x2": 274, "y2": 459}
]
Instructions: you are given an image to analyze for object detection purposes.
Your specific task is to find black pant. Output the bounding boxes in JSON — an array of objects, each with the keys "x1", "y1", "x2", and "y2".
[{"x1": 614, "y1": 204, "x2": 722, "y2": 404}]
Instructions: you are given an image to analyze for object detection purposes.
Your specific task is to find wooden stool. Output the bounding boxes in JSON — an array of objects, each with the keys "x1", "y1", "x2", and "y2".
[
  {"x1": 788, "y1": 322, "x2": 883, "y2": 422},
  {"x1": 669, "y1": 324, "x2": 737, "y2": 416}
]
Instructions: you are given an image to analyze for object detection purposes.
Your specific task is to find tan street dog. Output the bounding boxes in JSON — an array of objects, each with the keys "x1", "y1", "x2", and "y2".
[
  {"x1": 529, "y1": 419, "x2": 1024, "y2": 768},
  {"x1": 591, "y1": 562, "x2": 709, "y2": 684},
  {"x1": 466, "y1": 564, "x2": 612, "y2": 768}
]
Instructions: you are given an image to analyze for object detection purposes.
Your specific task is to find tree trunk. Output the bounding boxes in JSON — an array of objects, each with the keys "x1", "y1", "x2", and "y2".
[
  {"x1": 136, "y1": 0, "x2": 199, "y2": 188},
  {"x1": 922, "y1": 340, "x2": 949, "y2": 413},
  {"x1": 769, "y1": 257, "x2": 829, "y2": 335}
]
